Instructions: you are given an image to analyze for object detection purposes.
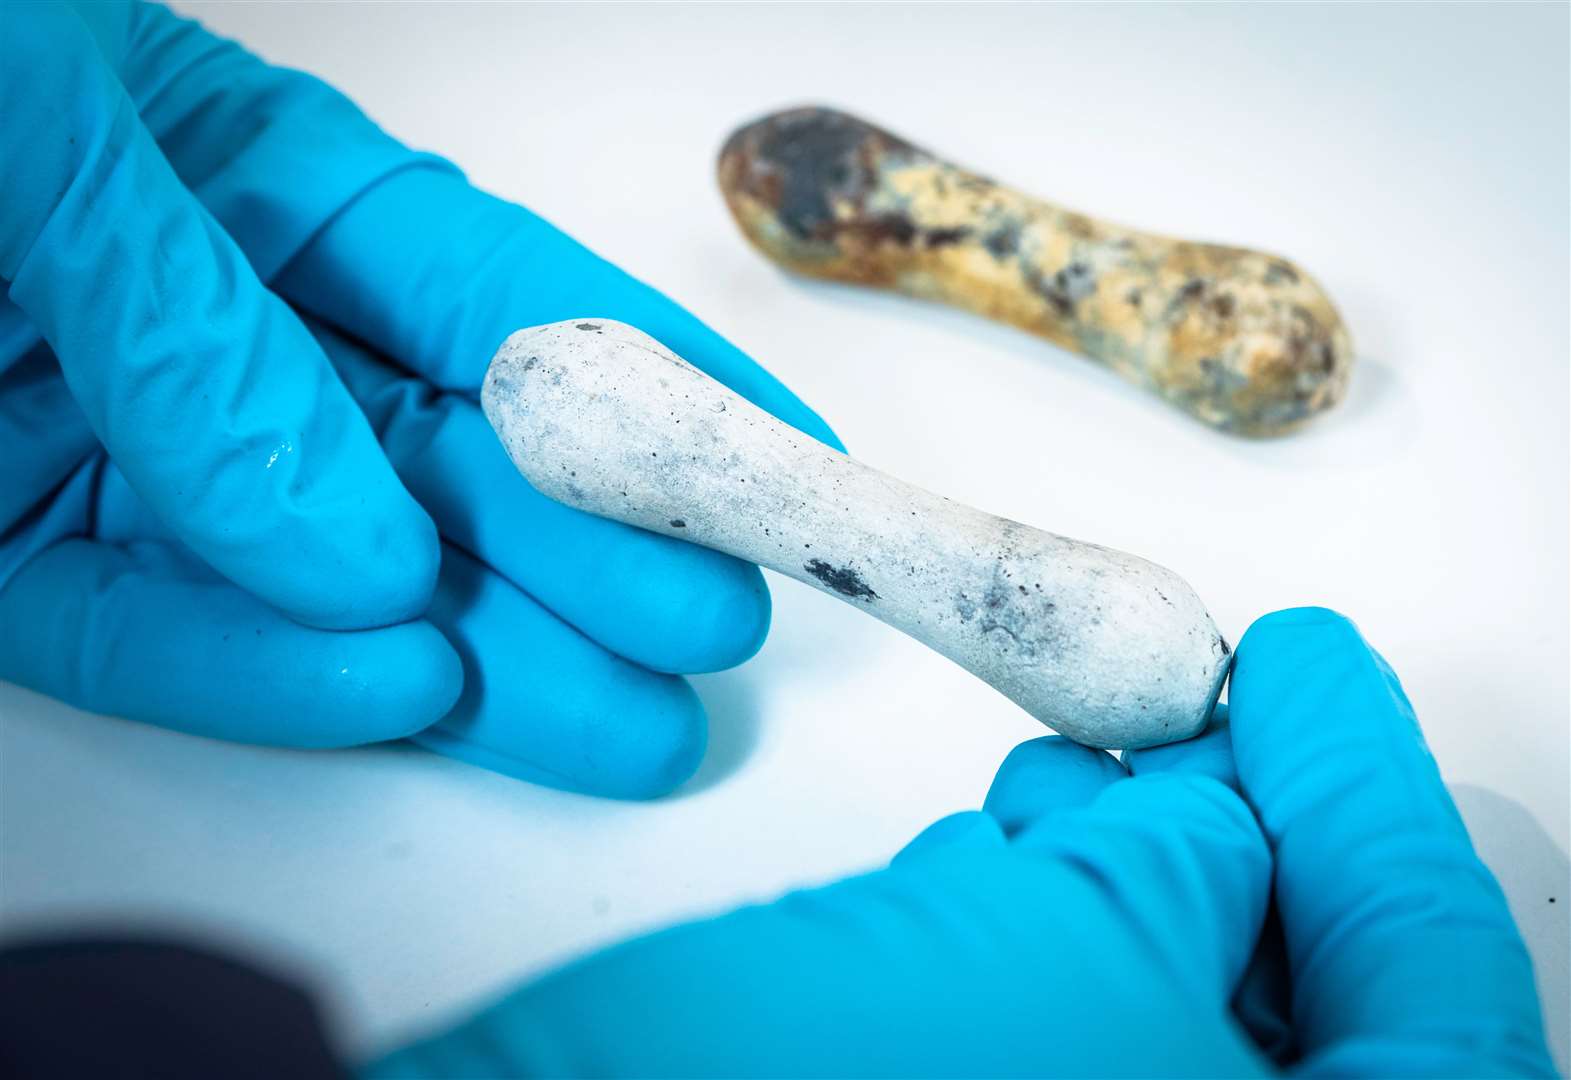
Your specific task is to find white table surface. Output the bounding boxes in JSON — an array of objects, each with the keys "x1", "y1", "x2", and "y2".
[{"x1": 3, "y1": 2, "x2": 1566, "y2": 1069}]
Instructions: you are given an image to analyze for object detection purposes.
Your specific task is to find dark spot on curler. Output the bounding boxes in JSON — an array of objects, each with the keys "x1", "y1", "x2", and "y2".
[
  {"x1": 1264, "y1": 260, "x2": 1300, "y2": 285},
  {"x1": 983, "y1": 222, "x2": 1021, "y2": 259},
  {"x1": 924, "y1": 225, "x2": 972, "y2": 248},
  {"x1": 1025, "y1": 260, "x2": 1096, "y2": 318},
  {"x1": 804, "y1": 559, "x2": 877, "y2": 601},
  {"x1": 744, "y1": 109, "x2": 885, "y2": 241},
  {"x1": 856, "y1": 214, "x2": 919, "y2": 247}
]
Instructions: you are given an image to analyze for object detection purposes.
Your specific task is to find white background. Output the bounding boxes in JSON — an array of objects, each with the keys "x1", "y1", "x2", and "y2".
[{"x1": 2, "y1": 2, "x2": 1567, "y2": 1070}]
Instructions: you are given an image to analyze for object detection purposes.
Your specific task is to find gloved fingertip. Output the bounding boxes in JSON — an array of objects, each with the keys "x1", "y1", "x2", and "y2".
[
  {"x1": 721, "y1": 349, "x2": 845, "y2": 454},
  {"x1": 416, "y1": 670, "x2": 706, "y2": 801},
  {"x1": 258, "y1": 617, "x2": 462, "y2": 748},
  {"x1": 418, "y1": 548, "x2": 719, "y2": 799},
  {"x1": 611, "y1": 282, "x2": 846, "y2": 454},
  {"x1": 770, "y1": 395, "x2": 845, "y2": 454},
  {"x1": 667, "y1": 333, "x2": 845, "y2": 454},
  {"x1": 810, "y1": 417, "x2": 846, "y2": 455},
  {"x1": 363, "y1": 620, "x2": 465, "y2": 741},
  {"x1": 1123, "y1": 710, "x2": 1240, "y2": 793},
  {"x1": 1237, "y1": 605, "x2": 1356, "y2": 645},
  {"x1": 629, "y1": 681, "x2": 709, "y2": 799},
  {"x1": 983, "y1": 736, "x2": 1127, "y2": 837},
  {"x1": 558, "y1": 657, "x2": 708, "y2": 801},
  {"x1": 287, "y1": 494, "x2": 441, "y2": 631},
  {"x1": 892, "y1": 811, "x2": 1006, "y2": 866},
  {"x1": 615, "y1": 556, "x2": 773, "y2": 675}
]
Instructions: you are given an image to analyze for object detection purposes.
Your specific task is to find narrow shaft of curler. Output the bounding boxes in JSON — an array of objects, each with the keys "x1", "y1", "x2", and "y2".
[{"x1": 483, "y1": 320, "x2": 1230, "y2": 749}]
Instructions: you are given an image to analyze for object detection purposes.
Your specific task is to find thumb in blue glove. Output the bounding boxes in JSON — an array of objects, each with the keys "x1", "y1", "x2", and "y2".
[{"x1": 362, "y1": 609, "x2": 1555, "y2": 1077}]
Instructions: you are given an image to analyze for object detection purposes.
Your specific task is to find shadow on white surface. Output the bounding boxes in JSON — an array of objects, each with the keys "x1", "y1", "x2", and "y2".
[{"x1": 1452, "y1": 783, "x2": 1570, "y2": 1073}]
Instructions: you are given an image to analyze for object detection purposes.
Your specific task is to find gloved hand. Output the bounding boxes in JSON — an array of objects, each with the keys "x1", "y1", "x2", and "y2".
[
  {"x1": 365, "y1": 609, "x2": 1556, "y2": 1077},
  {"x1": 0, "y1": 1, "x2": 838, "y2": 796}
]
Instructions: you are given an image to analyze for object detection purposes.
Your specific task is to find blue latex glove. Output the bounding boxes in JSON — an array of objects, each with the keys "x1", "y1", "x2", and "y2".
[
  {"x1": 365, "y1": 609, "x2": 1555, "y2": 1077},
  {"x1": 0, "y1": 2, "x2": 838, "y2": 795}
]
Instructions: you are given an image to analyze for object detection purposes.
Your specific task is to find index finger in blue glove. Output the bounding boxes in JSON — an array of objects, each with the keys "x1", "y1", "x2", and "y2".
[
  {"x1": 1229, "y1": 608, "x2": 1555, "y2": 1076},
  {"x1": 1, "y1": 5, "x2": 436, "y2": 630},
  {"x1": 275, "y1": 167, "x2": 845, "y2": 451}
]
